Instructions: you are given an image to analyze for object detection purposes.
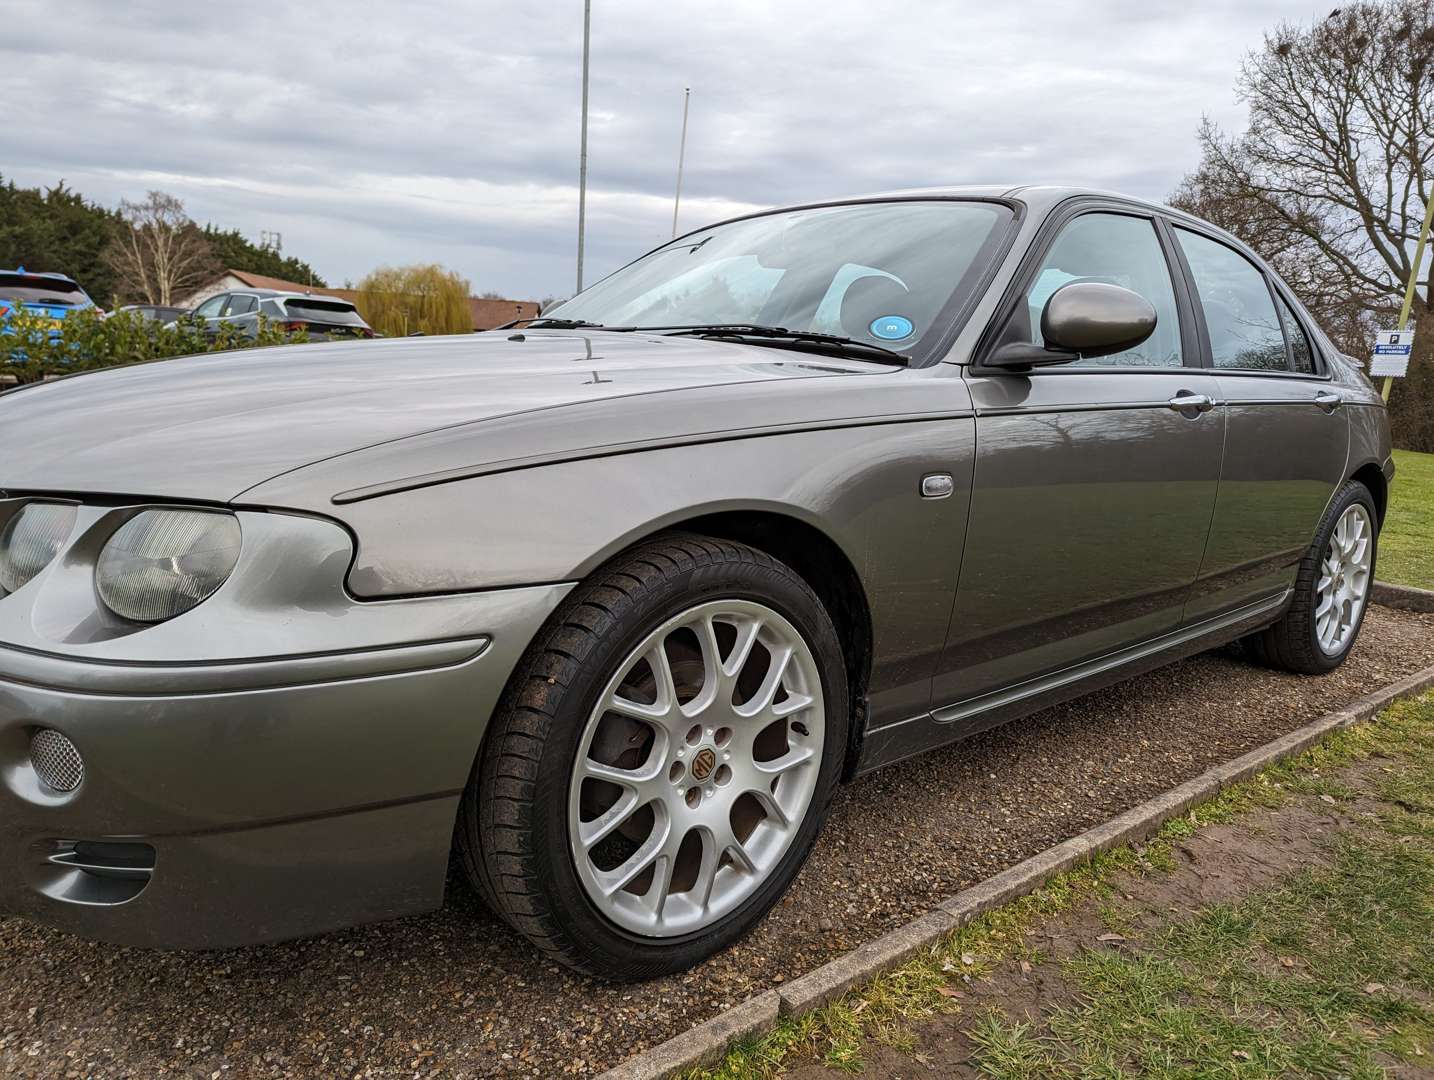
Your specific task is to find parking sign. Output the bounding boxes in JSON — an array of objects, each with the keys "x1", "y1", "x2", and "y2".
[{"x1": 1370, "y1": 328, "x2": 1414, "y2": 377}]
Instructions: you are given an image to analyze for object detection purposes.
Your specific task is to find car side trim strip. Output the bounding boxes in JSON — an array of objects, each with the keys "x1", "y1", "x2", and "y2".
[
  {"x1": 866, "y1": 589, "x2": 1289, "y2": 740},
  {"x1": 853, "y1": 589, "x2": 1290, "y2": 776},
  {"x1": 0, "y1": 636, "x2": 491, "y2": 696},
  {"x1": 330, "y1": 411, "x2": 976, "y2": 504},
  {"x1": 927, "y1": 589, "x2": 1290, "y2": 727},
  {"x1": 974, "y1": 400, "x2": 1223, "y2": 418}
]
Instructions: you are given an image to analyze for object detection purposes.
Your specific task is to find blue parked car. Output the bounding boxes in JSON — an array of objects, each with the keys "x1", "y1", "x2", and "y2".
[
  {"x1": 1, "y1": 269, "x2": 99, "y2": 367},
  {"x1": 0, "y1": 268, "x2": 98, "y2": 339}
]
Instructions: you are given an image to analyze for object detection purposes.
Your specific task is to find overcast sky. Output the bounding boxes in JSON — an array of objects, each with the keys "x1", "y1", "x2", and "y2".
[{"x1": 5, "y1": 1, "x2": 1320, "y2": 300}]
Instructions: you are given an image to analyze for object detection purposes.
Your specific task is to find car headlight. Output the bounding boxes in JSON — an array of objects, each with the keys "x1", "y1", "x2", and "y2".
[
  {"x1": 0, "y1": 501, "x2": 78, "y2": 594},
  {"x1": 96, "y1": 509, "x2": 242, "y2": 623}
]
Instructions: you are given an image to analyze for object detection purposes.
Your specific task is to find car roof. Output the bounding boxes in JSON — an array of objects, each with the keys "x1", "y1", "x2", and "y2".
[
  {"x1": 221, "y1": 288, "x2": 355, "y2": 303},
  {"x1": 0, "y1": 268, "x2": 81, "y2": 283},
  {"x1": 702, "y1": 184, "x2": 1195, "y2": 228},
  {"x1": 686, "y1": 184, "x2": 1244, "y2": 259}
]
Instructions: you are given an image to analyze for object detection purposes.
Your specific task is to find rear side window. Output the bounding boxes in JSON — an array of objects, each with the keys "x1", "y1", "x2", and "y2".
[
  {"x1": 0, "y1": 274, "x2": 87, "y2": 305},
  {"x1": 1175, "y1": 228, "x2": 1288, "y2": 372},
  {"x1": 1026, "y1": 212, "x2": 1183, "y2": 368},
  {"x1": 284, "y1": 299, "x2": 367, "y2": 326},
  {"x1": 1275, "y1": 293, "x2": 1317, "y2": 374},
  {"x1": 224, "y1": 294, "x2": 257, "y2": 316}
]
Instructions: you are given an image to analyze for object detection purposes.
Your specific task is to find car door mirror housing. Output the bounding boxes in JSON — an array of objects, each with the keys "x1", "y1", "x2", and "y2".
[
  {"x1": 984, "y1": 282, "x2": 1158, "y2": 372},
  {"x1": 1041, "y1": 281, "x2": 1157, "y2": 358}
]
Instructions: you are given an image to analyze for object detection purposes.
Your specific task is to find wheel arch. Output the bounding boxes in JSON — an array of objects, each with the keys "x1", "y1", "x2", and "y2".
[
  {"x1": 541, "y1": 504, "x2": 875, "y2": 781},
  {"x1": 1349, "y1": 460, "x2": 1388, "y2": 526},
  {"x1": 667, "y1": 509, "x2": 874, "y2": 778}
]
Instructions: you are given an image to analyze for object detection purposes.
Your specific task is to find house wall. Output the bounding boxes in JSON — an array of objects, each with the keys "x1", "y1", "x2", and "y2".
[{"x1": 180, "y1": 275, "x2": 246, "y2": 308}]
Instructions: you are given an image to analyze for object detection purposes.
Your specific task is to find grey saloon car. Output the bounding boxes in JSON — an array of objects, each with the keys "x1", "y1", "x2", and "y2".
[{"x1": 0, "y1": 187, "x2": 1391, "y2": 979}]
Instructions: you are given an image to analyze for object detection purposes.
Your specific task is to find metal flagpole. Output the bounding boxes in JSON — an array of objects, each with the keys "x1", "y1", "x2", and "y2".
[
  {"x1": 1385, "y1": 193, "x2": 1434, "y2": 402},
  {"x1": 671, "y1": 87, "x2": 691, "y2": 239},
  {"x1": 576, "y1": 0, "x2": 592, "y2": 295}
]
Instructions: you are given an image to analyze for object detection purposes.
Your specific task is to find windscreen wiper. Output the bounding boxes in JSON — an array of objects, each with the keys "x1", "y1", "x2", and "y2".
[
  {"x1": 644, "y1": 323, "x2": 910, "y2": 364},
  {"x1": 523, "y1": 317, "x2": 608, "y2": 330},
  {"x1": 493, "y1": 316, "x2": 612, "y2": 331}
]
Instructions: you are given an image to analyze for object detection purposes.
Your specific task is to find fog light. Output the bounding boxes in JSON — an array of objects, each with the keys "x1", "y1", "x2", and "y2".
[{"x1": 30, "y1": 729, "x2": 84, "y2": 792}]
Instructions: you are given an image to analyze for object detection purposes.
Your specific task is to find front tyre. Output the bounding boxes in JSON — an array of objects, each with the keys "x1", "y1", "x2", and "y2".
[
  {"x1": 1245, "y1": 480, "x2": 1378, "y2": 675},
  {"x1": 458, "y1": 535, "x2": 848, "y2": 980}
]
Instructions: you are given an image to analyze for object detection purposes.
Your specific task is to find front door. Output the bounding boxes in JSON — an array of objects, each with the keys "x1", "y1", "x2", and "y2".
[
  {"x1": 934, "y1": 208, "x2": 1226, "y2": 708},
  {"x1": 1169, "y1": 225, "x2": 1350, "y2": 622}
]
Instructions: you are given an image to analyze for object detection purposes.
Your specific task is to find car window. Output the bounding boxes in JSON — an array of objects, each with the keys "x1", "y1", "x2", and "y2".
[
  {"x1": 548, "y1": 200, "x2": 1014, "y2": 360},
  {"x1": 0, "y1": 274, "x2": 89, "y2": 306},
  {"x1": 1174, "y1": 228, "x2": 1289, "y2": 372},
  {"x1": 283, "y1": 298, "x2": 369, "y2": 326},
  {"x1": 599, "y1": 254, "x2": 784, "y2": 328},
  {"x1": 193, "y1": 295, "x2": 227, "y2": 318},
  {"x1": 1275, "y1": 293, "x2": 1316, "y2": 374},
  {"x1": 224, "y1": 294, "x2": 257, "y2": 316},
  {"x1": 1027, "y1": 213, "x2": 1183, "y2": 368}
]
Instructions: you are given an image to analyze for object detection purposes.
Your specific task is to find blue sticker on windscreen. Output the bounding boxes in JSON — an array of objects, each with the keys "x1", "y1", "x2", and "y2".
[{"x1": 869, "y1": 315, "x2": 914, "y2": 341}]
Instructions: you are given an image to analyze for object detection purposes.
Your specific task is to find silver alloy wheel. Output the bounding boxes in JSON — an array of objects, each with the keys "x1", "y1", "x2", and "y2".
[
  {"x1": 568, "y1": 598, "x2": 825, "y2": 937},
  {"x1": 1315, "y1": 503, "x2": 1373, "y2": 656}
]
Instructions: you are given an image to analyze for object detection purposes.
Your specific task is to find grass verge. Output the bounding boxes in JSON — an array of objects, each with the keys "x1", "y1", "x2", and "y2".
[
  {"x1": 1382, "y1": 448, "x2": 1434, "y2": 590},
  {"x1": 686, "y1": 692, "x2": 1434, "y2": 1079}
]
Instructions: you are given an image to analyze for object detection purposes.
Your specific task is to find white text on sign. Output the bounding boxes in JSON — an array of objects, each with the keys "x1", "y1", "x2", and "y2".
[{"x1": 1370, "y1": 328, "x2": 1414, "y2": 378}]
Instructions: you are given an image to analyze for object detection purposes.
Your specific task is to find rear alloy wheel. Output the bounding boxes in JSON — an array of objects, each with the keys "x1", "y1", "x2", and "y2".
[
  {"x1": 1245, "y1": 480, "x2": 1378, "y2": 674},
  {"x1": 1313, "y1": 502, "x2": 1374, "y2": 656},
  {"x1": 459, "y1": 535, "x2": 848, "y2": 979}
]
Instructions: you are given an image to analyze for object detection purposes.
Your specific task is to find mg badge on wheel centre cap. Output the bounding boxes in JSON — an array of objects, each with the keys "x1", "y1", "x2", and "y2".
[{"x1": 691, "y1": 746, "x2": 717, "y2": 782}]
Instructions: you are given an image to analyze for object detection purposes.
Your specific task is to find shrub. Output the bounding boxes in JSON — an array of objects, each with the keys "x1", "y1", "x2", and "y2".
[{"x1": 1, "y1": 307, "x2": 310, "y2": 385}]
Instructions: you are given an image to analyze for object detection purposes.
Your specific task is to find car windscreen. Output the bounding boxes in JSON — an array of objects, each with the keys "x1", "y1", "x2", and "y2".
[
  {"x1": 546, "y1": 200, "x2": 1014, "y2": 359},
  {"x1": 0, "y1": 274, "x2": 88, "y2": 305},
  {"x1": 283, "y1": 298, "x2": 367, "y2": 326}
]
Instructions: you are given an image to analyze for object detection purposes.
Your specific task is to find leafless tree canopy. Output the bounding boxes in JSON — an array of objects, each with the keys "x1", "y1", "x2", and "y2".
[
  {"x1": 105, "y1": 191, "x2": 219, "y2": 306},
  {"x1": 1171, "y1": 1, "x2": 1434, "y2": 449}
]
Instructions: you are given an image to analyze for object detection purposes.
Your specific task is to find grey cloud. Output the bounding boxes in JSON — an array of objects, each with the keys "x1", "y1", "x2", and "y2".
[{"x1": 5, "y1": 0, "x2": 1306, "y2": 296}]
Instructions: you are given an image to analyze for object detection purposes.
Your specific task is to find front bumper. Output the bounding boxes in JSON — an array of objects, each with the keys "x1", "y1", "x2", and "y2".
[{"x1": 0, "y1": 582, "x2": 570, "y2": 949}]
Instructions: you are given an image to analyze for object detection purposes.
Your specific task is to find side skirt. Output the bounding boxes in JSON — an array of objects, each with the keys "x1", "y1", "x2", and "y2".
[{"x1": 851, "y1": 590, "x2": 1291, "y2": 778}]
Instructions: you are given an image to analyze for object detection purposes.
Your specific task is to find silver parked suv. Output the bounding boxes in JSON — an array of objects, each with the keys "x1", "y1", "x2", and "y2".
[
  {"x1": 182, "y1": 287, "x2": 374, "y2": 339},
  {"x1": 0, "y1": 187, "x2": 1391, "y2": 979}
]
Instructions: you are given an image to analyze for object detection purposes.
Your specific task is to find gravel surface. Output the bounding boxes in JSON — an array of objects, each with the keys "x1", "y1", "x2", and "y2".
[{"x1": 3, "y1": 606, "x2": 1433, "y2": 1079}]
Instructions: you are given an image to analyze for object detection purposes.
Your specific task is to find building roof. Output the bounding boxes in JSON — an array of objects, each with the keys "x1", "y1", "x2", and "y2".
[{"x1": 221, "y1": 270, "x2": 539, "y2": 330}]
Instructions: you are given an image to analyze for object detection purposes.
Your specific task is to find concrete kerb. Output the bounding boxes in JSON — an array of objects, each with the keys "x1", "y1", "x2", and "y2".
[
  {"x1": 598, "y1": 659, "x2": 1434, "y2": 1080},
  {"x1": 1372, "y1": 580, "x2": 1434, "y2": 613}
]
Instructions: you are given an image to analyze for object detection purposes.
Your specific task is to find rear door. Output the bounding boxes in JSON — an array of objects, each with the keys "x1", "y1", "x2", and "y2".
[
  {"x1": 222, "y1": 293, "x2": 260, "y2": 335},
  {"x1": 1169, "y1": 225, "x2": 1350, "y2": 622},
  {"x1": 936, "y1": 205, "x2": 1225, "y2": 708}
]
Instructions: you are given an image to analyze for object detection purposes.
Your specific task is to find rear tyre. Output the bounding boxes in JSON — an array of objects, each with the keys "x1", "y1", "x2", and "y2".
[
  {"x1": 458, "y1": 534, "x2": 848, "y2": 980},
  {"x1": 1244, "y1": 480, "x2": 1378, "y2": 675}
]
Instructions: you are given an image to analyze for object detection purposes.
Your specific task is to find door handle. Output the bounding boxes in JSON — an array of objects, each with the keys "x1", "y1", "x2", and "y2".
[
  {"x1": 1313, "y1": 390, "x2": 1343, "y2": 413},
  {"x1": 1167, "y1": 392, "x2": 1216, "y2": 414}
]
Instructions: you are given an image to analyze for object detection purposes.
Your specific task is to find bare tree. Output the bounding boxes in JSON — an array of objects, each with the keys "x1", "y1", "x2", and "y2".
[
  {"x1": 1171, "y1": 1, "x2": 1434, "y2": 450},
  {"x1": 105, "y1": 191, "x2": 219, "y2": 306}
]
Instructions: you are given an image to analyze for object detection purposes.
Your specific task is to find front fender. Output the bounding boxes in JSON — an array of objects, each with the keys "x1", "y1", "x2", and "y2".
[
  {"x1": 330, "y1": 421, "x2": 970, "y2": 597},
  {"x1": 317, "y1": 421, "x2": 976, "y2": 727}
]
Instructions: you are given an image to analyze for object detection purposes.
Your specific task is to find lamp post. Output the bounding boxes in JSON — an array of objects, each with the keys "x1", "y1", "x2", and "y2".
[
  {"x1": 671, "y1": 87, "x2": 690, "y2": 239},
  {"x1": 575, "y1": 0, "x2": 592, "y2": 295}
]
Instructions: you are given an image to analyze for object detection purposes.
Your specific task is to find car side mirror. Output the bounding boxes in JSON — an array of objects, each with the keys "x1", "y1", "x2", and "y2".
[{"x1": 985, "y1": 282, "x2": 1158, "y2": 372}]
